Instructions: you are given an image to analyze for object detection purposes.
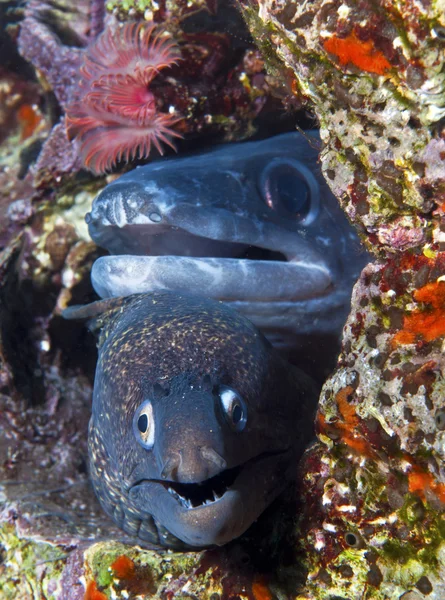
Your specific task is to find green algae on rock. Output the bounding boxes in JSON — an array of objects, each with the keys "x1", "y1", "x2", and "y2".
[
  {"x1": 0, "y1": 521, "x2": 67, "y2": 600},
  {"x1": 105, "y1": 0, "x2": 218, "y2": 21}
]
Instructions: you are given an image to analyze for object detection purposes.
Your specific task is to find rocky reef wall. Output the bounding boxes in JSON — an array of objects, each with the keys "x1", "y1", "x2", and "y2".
[
  {"x1": 1, "y1": 0, "x2": 445, "y2": 598},
  {"x1": 239, "y1": 0, "x2": 445, "y2": 598}
]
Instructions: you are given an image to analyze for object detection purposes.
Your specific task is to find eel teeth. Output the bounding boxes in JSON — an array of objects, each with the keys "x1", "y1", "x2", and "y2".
[
  {"x1": 167, "y1": 486, "x2": 223, "y2": 508},
  {"x1": 167, "y1": 486, "x2": 193, "y2": 508},
  {"x1": 204, "y1": 492, "x2": 219, "y2": 505}
]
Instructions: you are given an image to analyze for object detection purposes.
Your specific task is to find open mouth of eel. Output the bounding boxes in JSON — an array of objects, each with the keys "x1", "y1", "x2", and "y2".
[
  {"x1": 87, "y1": 154, "x2": 342, "y2": 303},
  {"x1": 160, "y1": 463, "x2": 242, "y2": 510},
  {"x1": 128, "y1": 449, "x2": 291, "y2": 546},
  {"x1": 130, "y1": 449, "x2": 288, "y2": 512},
  {"x1": 90, "y1": 225, "x2": 333, "y2": 302}
]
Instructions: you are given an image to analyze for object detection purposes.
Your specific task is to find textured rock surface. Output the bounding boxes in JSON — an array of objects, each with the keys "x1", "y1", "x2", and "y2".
[
  {"x1": 298, "y1": 257, "x2": 445, "y2": 598},
  {"x1": 2, "y1": 0, "x2": 445, "y2": 598},
  {"x1": 239, "y1": 0, "x2": 445, "y2": 598},
  {"x1": 240, "y1": 0, "x2": 445, "y2": 255}
]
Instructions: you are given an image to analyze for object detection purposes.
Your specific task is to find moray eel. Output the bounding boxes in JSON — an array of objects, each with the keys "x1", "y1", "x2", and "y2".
[
  {"x1": 86, "y1": 131, "x2": 368, "y2": 350},
  {"x1": 64, "y1": 292, "x2": 317, "y2": 549}
]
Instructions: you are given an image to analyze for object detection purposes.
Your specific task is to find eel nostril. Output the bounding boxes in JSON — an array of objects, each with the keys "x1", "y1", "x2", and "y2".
[
  {"x1": 200, "y1": 446, "x2": 227, "y2": 471},
  {"x1": 161, "y1": 454, "x2": 181, "y2": 480}
]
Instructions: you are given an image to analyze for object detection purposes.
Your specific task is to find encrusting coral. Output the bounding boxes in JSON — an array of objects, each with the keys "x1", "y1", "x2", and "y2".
[{"x1": 238, "y1": 0, "x2": 445, "y2": 597}]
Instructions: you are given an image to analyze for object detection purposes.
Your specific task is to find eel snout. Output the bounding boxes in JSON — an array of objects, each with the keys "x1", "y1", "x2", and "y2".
[{"x1": 158, "y1": 446, "x2": 227, "y2": 482}]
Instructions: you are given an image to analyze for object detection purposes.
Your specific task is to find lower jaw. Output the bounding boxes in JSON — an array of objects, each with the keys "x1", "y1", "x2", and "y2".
[{"x1": 91, "y1": 255, "x2": 331, "y2": 302}]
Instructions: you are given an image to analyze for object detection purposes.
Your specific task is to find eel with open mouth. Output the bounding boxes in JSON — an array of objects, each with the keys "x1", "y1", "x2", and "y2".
[
  {"x1": 86, "y1": 131, "x2": 368, "y2": 351},
  {"x1": 64, "y1": 292, "x2": 318, "y2": 548}
]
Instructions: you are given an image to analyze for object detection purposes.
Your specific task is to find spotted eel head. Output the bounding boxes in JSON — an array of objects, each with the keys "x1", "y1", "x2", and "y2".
[{"x1": 71, "y1": 291, "x2": 317, "y2": 547}]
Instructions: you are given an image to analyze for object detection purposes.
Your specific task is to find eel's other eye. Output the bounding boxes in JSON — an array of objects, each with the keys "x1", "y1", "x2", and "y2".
[
  {"x1": 219, "y1": 387, "x2": 247, "y2": 432},
  {"x1": 133, "y1": 400, "x2": 155, "y2": 449},
  {"x1": 259, "y1": 158, "x2": 320, "y2": 225}
]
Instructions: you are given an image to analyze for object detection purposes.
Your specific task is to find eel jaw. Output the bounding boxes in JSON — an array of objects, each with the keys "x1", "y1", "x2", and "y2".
[
  {"x1": 128, "y1": 450, "x2": 291, "y2": 548},
  {"x1": 91, "y1": 253, "x2": 333, "y2": 302},
  {"x1": 89, "y1": 202, "x2": 334, "y2": 302}
]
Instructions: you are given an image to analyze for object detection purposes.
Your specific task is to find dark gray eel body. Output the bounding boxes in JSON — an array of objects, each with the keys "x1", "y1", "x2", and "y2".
[
  {"x1": 66, "y1": 132, "x2": 368, "y2": 549},
  {"x1": 65, "y1": 292, "x2": 318, "y2": 549},
  {"x1": 87, "y1": 131, "x2": 368, "y2": 350}
]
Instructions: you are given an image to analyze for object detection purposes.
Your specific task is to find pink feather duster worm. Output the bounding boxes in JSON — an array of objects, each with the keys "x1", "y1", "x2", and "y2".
[{"x1": 66, "y1": 22, "x2": 182, "y2": 174}]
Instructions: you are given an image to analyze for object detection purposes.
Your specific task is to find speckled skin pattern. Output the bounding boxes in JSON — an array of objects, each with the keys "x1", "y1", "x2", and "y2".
[
  {"x1": 73, "y1": 291, "x2": 317, "y2": 549},
  {"x1": 238, "y1": 1, "x2": 445, "y2": 597}
]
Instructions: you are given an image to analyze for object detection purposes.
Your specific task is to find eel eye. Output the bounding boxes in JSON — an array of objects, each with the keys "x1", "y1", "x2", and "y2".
[
  {"x1": 133, "y1": 400, "x2": 155, "y2": 449},
  {"x1": 259, "y1": 158, "x2": 320, "y2": 225},
  {"x1": 219, "y1": 386, "x2": 247, "y2": 432}
]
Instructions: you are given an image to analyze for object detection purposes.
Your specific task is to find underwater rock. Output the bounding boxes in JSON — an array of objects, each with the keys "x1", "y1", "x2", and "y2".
[
  {"x1": 16, "y1": 13, "x2": 84, "y2": 185},
  {"x1": 0, "y1": 33, "x2": 48, "y2": 247},
  {"x1": 299, "y1": 258, "x2": 445, "y2": 598},
  {"x1": 106, "y1": 0, "x2": 219, "y2": 22},
  {"x1": 238, "y1": 0, "x2": 445, "y2": 597},
  {"x1": 239, "y1": 0, "x2": 445, "y2": 256},
  {"x1": 0, "y1": 67, "x2": 43, "y2": 146}
]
